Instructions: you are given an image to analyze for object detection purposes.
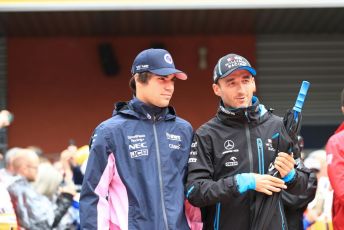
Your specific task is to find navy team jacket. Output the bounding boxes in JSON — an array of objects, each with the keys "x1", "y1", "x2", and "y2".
[{"x1": 80, "y1": 98, "x2": 202, "y2": 230}]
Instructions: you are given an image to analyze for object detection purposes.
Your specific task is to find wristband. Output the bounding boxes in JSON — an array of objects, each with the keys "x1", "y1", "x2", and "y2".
[
  {"x1": 235, "y1": 173, "x2": 256, "y2": 194},
  {"x1": 282, "y1": 168, "x2": 296, "y2": 183}
]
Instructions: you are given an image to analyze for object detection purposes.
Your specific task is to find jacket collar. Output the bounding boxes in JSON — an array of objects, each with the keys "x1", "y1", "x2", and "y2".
[
  {"x1": 217, "y1": 96, "x2": 269, "y2": 125},
  {"x1": 113, "y1": 97, "x2": 176, "y2": 121}
]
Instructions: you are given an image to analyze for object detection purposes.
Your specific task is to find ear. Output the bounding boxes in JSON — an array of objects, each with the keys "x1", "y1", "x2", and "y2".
[
  {"x1": 252, "y1": 77, "x2": 256, "y2": 93},
  {"x1": 341, "y1": 106, "x2": 344, "y2": 115},
  {"x1": 134, "y1": 74, "x2": 142, "y2": 86},
  {"x1": 134, "y1": 74, "x2": 139, "y2": 82},
  {"x1": 212, "y1": 83, "x2": 221, "y2": 97}
]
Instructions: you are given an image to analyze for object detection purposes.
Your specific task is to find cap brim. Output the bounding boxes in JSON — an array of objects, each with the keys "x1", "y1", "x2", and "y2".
[
  {"x1": 237, "y1": 66, "x2": 256, "y2": 76},
  {"x1": 150, "y1": 68, "x2": 188, "y2": 80},
  {"x1": 215, "y1": 66, "x2": 256, "y2": 83},
  {"x1": 217, "y1": 66, "x2": 256, "y2": 82}
]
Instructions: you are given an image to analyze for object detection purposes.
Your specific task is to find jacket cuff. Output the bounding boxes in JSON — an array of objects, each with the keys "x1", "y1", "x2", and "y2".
[
  {"x1": 282, "y1": 168, "x2": 296, "y2": 183},
  {"x1": 235, "y1": 173, "x2": 256, "y2": 194}
]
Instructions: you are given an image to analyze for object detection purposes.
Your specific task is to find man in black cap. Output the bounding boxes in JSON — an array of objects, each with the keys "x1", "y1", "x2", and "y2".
[
  {"x1": 185, "y1": 53, "x2": 309, "y2": 229},
  {"x1": 80, "y1": 48, "x2": 202, "y2": 230}
]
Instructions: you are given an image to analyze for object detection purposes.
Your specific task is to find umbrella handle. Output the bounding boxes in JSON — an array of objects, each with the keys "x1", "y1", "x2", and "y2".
[{"x1": 293, "y1": 81, "x2": 310, "y2": 113}]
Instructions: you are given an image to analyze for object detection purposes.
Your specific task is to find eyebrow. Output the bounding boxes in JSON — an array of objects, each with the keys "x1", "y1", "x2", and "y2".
[
  {"x1": 225, "y1": 78, "x2": 235, "y2": 83},
  {"x1": 225, "y1": 75, "x2": 252, "y2": 83},
  {"x1": 242, "y1": 75, "x2": 252, "y2": 79}
]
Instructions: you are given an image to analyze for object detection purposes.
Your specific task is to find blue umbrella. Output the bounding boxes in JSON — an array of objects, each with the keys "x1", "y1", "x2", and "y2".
[{"x1": 251, "y1": 81, "x2": 310, "y2": 230}]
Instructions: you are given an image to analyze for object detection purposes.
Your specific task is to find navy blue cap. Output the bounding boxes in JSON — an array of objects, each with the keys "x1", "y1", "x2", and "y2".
[
  {"x1": 213, "y1": 53, "x2": 256, "y2": 83},
  {"x1": 131, "y1": 48, "x2": 187, "y2": 80}
]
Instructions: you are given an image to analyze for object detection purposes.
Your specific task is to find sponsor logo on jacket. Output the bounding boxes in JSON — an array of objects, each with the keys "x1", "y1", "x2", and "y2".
[
  {"x1": 265, "y1": 139, "x2": 276, "y2": 152},
  {"x1": 188, "y1": 141, "x2": 198, "y2": 162},
  {"x1": 166, "y1": 132, "x2": 182, "y2": 142},
  {"x1": 128, "y1": 134, "x2": 148, "y2": 158},
  {"x1": 222, "y1": 139, "x2": 239, "y2": 154},
  {"x1": 225, "y1": 156, "x2": 239, "y2": 167},
  {"x1": 188, "y1": 158, "x2": 197, "y2": 163},
  {"x1": 166, "y1": 132, "x2": 182, "y2": 150}
]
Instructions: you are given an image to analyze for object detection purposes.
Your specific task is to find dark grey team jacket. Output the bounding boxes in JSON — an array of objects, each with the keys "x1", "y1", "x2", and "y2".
[{"x1": 185, "y1": 97, "x2": 309, "y2": 230}]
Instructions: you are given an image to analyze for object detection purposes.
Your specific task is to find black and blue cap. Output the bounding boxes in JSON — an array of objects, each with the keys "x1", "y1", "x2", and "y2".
[
  {"x1": 131, "y1": 48, "x2": 187, "y2": 80},
  {"x1": 213, "y1": 53, "x2": 256, "y2": 83}
]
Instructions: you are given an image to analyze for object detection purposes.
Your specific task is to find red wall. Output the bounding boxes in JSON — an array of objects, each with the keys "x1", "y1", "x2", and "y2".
[{"x1": 7, "y1": 35, "x2": 255, "y2": 154}]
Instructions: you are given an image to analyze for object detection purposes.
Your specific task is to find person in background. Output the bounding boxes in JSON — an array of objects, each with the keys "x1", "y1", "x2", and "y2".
[
  {"x1": 0, "y1": 110, "x2": 13, "y2": 128},
  {"x1": 282, "y1": 136, "x2": 318, "y2": 230},
  {"x1": 53, "y1": 144, "x2": 84, "y2": 189},
  {"x1": 0, "y1": 112, "x2": 17, "y2": 230},
  {"x1": 80, "y1": 48, "x2": 202, "y2": 229},
  {"x1": 60, "y1": 146, "x2": 84, "y2": 186},
  {"x1": 326, "y1": 88, "x2": 344, "y2": 230},
  {"x1": 0, "y1": 184, "x2": 17, "y2": 229},
  {"x1": 27, "y1": 145, "x2": 47, "y2": 163},
  {"x1": 0, "y1": 147, "x2": 22, "y2": 186},
  {"x1": 34, "y1": 161, "x2": 78, "y2": 230},
  {"x1": 8, "y1": 148, "x2": 75, "y2": 229},
  {"x1": 74, "y1": 145, "x2": 89, "y2": 175},
  {"x1": 0, "y1": 109, "x2": 13, "y2": 165},
  {"x1": 303, "y1": 149, "x2": 333, "y2": 230}
]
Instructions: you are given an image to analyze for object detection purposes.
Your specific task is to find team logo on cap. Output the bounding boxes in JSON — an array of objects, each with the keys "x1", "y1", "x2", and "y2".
[
  {"x1": 164, "y1": 54, "x2": 173, "y2": 64},
  {"x1": 225, "y1": 56, "x2": 248, "y2": 69}
]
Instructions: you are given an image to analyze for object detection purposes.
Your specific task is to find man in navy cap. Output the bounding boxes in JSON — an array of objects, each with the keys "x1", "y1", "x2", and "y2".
[
  {"x1": 185, "y1": 53, "x2": 309, "y2": 229},
  {"x1": 80, "y1": 48, "x2": 202, "y2": 230}
]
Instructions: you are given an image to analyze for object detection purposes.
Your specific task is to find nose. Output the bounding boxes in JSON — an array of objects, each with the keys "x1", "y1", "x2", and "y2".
[
  {"x1": 235, "y1": 82, "x2": 245, "y2": 93},
  {"x1": 165, "y1": 80, "x2": 174, "y2": 92}
]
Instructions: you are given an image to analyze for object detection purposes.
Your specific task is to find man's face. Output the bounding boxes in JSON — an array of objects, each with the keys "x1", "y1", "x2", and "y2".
[
  {"x1": 136, "y1": 74, "x2": 176, "y2": 108},
  {"x1": 22, "y1": 156, "x2": 39, "y2": 182},
  {"x1": 213, "y1": 69, "x2": 256, "y2": 108}
]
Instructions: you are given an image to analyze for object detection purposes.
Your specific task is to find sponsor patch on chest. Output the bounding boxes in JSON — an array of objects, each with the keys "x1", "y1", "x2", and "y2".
[
  {"x1": 225, "y1": 156, "x2": 239, "y2": 167},
  {"x1": 222, "y1": 139, "x2": 239, "y2": 154},
  {"x1": 166, "y1": 132, "x2": 182, "y2": 142},
  {"x1": 265, "y1": 139, "x2": 276, "y2": 152},
  {"x1": 128, "y1": 134, "x2": 148, "y2": 158},
  {"x1": 166, "y1": 132, "x2": 183, "y2": 150}
]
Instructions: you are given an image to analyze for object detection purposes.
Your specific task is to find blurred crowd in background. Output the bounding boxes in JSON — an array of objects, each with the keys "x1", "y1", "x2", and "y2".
[{"x1": 0, "y1": 110, "x2": 89, "y2": 229}]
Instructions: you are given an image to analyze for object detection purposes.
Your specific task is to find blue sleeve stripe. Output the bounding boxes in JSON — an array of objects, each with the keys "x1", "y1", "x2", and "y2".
[
  {"x1": 186, "y1": 185, "x2": 194, "y2": 199},
  {"x1": 272, "y1": 132, "x2": 280, "y2": 139},
  {"x1": 213, "y1": 203, "x2": 221, "y2": 230}
]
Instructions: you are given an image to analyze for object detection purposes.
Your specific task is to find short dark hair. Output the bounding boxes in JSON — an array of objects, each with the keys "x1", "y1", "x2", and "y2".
[
  {"x1": 129, "y1": 72, "x2": 152, "y2": 96},
  {"x1": 341, "y1": 88, "x2": 344, "y2": 107}
]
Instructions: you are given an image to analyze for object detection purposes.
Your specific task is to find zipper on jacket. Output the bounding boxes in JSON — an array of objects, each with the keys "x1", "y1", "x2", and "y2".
[
  {"x1": 244, "y1": 110, "x2": 251, "y2": 123},
  {"x1": 245, "y1": 122, "x2": 254, "y2": 230},
  {"x1": 152, "y1": 117, "x2": 169, "y2": 230},
  {"x1": 256, "y1": 138, "x2": 264, "y2": 174},
  {"x1": 278, "y1": 200, "x2": 286, "y2": 230},
  {"x1": 245, "y1": 123, "x2": 253, "y2": 172}
]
